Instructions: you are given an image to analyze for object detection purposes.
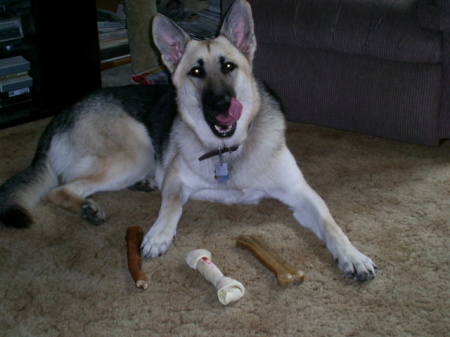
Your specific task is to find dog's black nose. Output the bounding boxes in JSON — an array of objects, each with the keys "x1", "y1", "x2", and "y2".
[{"x1": 202, "y1": 90, "x2": 233, "y2": 116}]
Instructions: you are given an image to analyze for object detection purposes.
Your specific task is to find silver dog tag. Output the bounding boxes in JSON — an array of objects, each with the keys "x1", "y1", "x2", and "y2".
[
  {"x1": 215, "y1": 162, "x2": 230, "y2": 183},
  {"x1": 215, "y1": 162, "x2": 228, "y2": 176}
]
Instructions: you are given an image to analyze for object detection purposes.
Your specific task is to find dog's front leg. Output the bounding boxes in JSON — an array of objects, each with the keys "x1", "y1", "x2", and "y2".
[
  {"x1": 141, "y1": 166, "x2": 184, "y2": 259},
  {"x1": 271, "y1": 153, "x2": 377, "y2": 281},
  {"x1": 287, "y1": 184, "x2": 377, "y2": 281}
]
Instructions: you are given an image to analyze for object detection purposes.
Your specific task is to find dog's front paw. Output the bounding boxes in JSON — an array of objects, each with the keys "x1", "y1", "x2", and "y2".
[
  {"x1": 141, "y1": 225, "x2": 176, "y2": 258},
  {"x1": 335, "y1": 246, "x2": 377, "y2": 282}
]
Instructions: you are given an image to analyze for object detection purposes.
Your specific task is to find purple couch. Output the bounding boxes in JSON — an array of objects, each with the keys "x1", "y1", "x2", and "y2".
[{"x1": 222, "y1": 0, "x2": 450, "y2": 146}]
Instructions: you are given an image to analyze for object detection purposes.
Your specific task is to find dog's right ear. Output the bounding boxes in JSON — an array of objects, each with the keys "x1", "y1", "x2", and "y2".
[{"x1": 152, "y1": 14, "x2": 190, "y2": 73}]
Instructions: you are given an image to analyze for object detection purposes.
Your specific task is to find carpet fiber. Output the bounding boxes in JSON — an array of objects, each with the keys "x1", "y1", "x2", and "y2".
[{"x1": 0, "y1": 84, "x2": 449, "y2": 336}]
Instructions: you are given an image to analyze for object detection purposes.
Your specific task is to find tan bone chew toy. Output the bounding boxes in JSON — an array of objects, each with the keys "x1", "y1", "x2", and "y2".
[
  {"x1": 125, "y1": 226, "x2": 149, "y2": 290},
  {"x1": 236, "y1": 235, "x2": 305, "y2": 287},
  {"x1": 186, "y1": 249, "x2": 245, "y2": 305}
]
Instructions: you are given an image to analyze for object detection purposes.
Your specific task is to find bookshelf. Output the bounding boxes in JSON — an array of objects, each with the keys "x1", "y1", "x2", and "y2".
[
  {"x1": 0, "y1": 0, "x2": 222, "y2": 128},
  {"x1": 0, "y1": 0, "x2": 101, "y2": 129}
]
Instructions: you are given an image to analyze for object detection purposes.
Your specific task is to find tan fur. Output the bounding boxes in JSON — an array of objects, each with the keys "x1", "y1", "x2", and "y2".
[
  {"x1": 47, "y1": 187, "x2": 84, "y2": 213},
  {"x1": 42, "y1": 105, "x2": 156, "y2": 224}
]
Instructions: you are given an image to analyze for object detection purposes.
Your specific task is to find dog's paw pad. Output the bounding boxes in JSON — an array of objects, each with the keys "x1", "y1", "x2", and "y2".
[{"x1": 81, "y1": 200, "x2": 105, "y2": 226}]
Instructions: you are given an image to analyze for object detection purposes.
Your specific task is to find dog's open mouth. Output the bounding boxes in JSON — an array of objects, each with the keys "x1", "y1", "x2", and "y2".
[
  {"x1": 213, "y1": 122, "x2": 236, "y2": 136},
  {"x1": 205, "y1": 97, "x2": 242, "y2": 138}
]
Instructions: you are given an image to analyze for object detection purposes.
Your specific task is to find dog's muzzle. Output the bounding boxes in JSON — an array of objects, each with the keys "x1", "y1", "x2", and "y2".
[{"x1": 202, "y1": 91, "x2": 242, "y2": 138}]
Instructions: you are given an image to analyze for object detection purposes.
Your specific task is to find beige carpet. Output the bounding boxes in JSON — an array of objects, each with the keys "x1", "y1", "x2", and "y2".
[{"x1": 1, "y1": 71, "x2": 449, "y2": 336}]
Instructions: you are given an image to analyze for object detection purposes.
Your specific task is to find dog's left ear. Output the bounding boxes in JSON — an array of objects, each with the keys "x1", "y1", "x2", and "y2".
[
  {"x1": 220, "y1": 0, "x2": 256, "y2": 63},
  {"x1": 152, "y1": 14, "x2": 190, "y2": 73}
]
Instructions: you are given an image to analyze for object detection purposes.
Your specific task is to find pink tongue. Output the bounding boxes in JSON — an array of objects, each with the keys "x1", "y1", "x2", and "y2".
[{"x1": 215, "y1": 98, "x2": 242, "y2": 126}]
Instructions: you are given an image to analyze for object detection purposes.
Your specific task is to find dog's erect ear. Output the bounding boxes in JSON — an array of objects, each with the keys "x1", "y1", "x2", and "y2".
[
  {"x1": 220, "y1": 0, "x2": 256, "y2": 63},
  {"x1": 152, "y1": 14, "x2": 190, "y2": 73}
]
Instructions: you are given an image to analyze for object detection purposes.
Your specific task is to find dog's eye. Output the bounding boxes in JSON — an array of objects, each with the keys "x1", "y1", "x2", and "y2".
[
  {"x1": 189, "y1": 67, "x2": 205, "y2": 78},
  {"x1": 222, "y1": 62, "x2": 237, "y2": 74}
]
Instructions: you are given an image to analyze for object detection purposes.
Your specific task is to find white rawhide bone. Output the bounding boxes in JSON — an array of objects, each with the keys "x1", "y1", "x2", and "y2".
[{"x1": 186, "y1": 249, "x2": 245, "y2": 305}]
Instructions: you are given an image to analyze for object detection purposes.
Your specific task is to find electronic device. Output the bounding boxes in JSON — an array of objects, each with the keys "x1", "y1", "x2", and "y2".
[{"x1": 0, "y1": 17, "x2": 23, "y2": 48}]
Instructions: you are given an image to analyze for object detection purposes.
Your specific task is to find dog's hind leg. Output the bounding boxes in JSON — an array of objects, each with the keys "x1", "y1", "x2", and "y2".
[
  {"x1": 48, "y1": 150, "x2": 155, "y2": 226},
  {"x1": 48, "y1": 180, "x2": 109, "y2": 225},
  {"x1": 48, "y1": 155, "x2": 155, "y2": 225},
  {"x1": 49, "y1": 145, "x2": 155, "y2": 225},
  {"x1": 46, "y1": 113, "x2": 156, "y2": 225}
]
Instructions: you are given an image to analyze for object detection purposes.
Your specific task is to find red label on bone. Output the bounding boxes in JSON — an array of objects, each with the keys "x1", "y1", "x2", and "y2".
[{"x1": 202, "y1": 257, "x2": 212, "y2": 264}]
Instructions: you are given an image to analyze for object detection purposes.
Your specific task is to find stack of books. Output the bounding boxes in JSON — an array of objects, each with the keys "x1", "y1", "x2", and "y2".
[
  {"x1": 159, "y1": 0, "x2": 221, "y2": 39},
  {"x1": 0, "y1": 55, "x2": 32, "y2": 108},
  {"x1": 97, "y1": 7, "x2": 130, "y2": 68}
]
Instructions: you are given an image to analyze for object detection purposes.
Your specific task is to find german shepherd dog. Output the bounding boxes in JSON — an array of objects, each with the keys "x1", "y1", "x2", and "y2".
[{"x1": 0, "y1": 0, "x2": 376, "y2": 281}]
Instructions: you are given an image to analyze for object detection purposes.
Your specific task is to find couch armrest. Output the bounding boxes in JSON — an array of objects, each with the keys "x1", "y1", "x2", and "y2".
[{"x1": 419, "y1": 0, "x2": 450, "y2": 30}]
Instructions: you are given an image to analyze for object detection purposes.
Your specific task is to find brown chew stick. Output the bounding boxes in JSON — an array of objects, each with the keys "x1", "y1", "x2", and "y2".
[
  {"x1": 236, "y1": 235, "x2": 305, "y2": 287},
  {"x1": 126, "y1": 226, "x2": 149, "y2": 290}
]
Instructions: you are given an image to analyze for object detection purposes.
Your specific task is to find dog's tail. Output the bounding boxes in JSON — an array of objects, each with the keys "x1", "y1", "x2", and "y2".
[{"x1": 0, "y1": 133, "x2": 58, "y2": 228}]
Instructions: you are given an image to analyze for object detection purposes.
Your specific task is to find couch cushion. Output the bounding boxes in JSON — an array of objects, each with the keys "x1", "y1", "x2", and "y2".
[
  {"x1": 253, "y1": 43, "x2": 444, "y2": 145},
  {"x1": 248, "y1": 0, "x2": 442, "y2": 63}
]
